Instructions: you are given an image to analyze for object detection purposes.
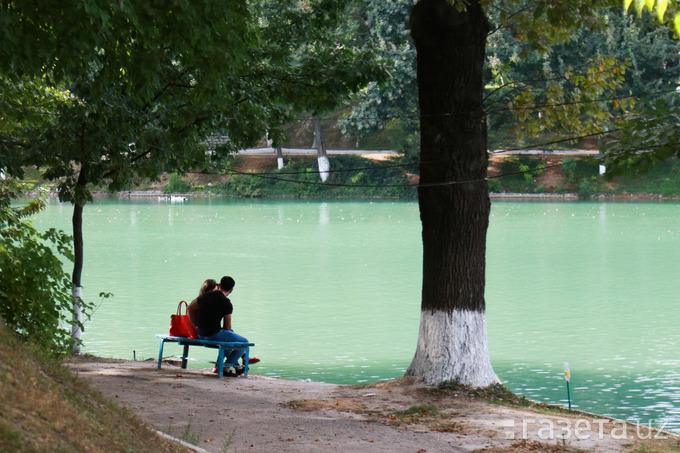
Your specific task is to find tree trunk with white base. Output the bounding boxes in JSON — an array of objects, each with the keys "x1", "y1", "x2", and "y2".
[
  {"x1": 71, "y1": 286, "x2": 83, "y2": 354},
  {"x1": 314, "y1": 116, "x2": 330, "y2": 182},
  {"x1": 71, "y1": 202, "x2": 84, "y2": 354},
  {"x1": 408, "y1": 309, "x2": 498, "y2": 386},
  {"x1": 405, "y1": 0, "x2": 499, "y2": 387},
  {"x1": 276, "y1": 145, "x2": 284, "y2": 170}
]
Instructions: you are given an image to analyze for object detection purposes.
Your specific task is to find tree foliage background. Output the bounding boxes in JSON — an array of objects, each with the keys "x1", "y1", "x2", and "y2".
[
  {"x1": 341, "y1": 0, "x2": 680, "y2": 169},
  {"x1": 0, "y1": 0, "x2": 386, "y2": 350},
  {"x1": 0, "y1": 180, "x2": 83, "y2": 356}
]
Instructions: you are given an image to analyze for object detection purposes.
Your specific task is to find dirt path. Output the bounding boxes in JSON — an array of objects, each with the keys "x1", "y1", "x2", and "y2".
[{"x1": 67, "y1": 358, "x2": 677, "y2": 453}]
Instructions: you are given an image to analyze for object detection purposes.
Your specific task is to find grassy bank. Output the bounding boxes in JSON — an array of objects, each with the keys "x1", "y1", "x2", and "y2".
[
  {"x1": 488, "y1": 155, "x2": 680, "y2": 197},
  {"x1": 0, "y1": 324, "x2": 189, "y2": 452},
  {"x1": 18, "y1": 154, "x2": 680, "y2": 199},
  {"x1": 157, "y1": 154, "x2": 680, "y2": 199}
]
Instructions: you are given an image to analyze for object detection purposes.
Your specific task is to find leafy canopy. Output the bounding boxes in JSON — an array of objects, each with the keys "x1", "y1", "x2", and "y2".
[{"x1": 0, "y1": 0, "x2": 386, "y2": 203}]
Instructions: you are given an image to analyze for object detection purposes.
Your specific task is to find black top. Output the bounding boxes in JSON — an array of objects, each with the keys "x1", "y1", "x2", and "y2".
[{"x1": 196, "y1": 291, "x2": 233, "y2": 337}]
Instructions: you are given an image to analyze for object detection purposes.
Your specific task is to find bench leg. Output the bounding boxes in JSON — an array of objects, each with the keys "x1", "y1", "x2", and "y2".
[
  {"x1": 243, "y1": 347, "x2": 249, "y2": 377},
  {"x1": 216, "y1": 347, "x2": 225, "y2": 378},
  {"x1": 181, "y1": 344, "x2": 190, "y2": 369},
  {"x1": 157, "y1": 339, "x2": 165, "y2": 370}
]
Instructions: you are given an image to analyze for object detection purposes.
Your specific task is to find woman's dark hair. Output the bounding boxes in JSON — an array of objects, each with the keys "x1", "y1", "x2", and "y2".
[{"x1": 199, "y1": 278, "x2": 218, "y2": 295}]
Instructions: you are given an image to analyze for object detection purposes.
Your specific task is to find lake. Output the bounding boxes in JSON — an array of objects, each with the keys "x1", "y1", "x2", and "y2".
[{"x1": 32, "y1": 197, "x2": 680, "y2": 431}]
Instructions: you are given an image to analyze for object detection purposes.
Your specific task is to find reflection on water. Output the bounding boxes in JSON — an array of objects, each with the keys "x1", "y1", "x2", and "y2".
[{"x1": 32, "y1": 198, "x2": 680, "y2": 431}]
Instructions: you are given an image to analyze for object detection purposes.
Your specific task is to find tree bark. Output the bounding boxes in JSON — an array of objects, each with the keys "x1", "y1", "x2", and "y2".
[
  {"x1": 276, "y1": 144, "x2": 284, "y2": 170},
  {"x1": 314, "y1": 116, "x2": 330, "y2": 182},
  {"x1": 70, "y1": 164, "x2": 88, "y2": 354},
  {"x1": 405, "y1": 0, "x2": 498, "y2": 387},
  {"x1": 71, "y1": 202, "x2": 84, "y2": 354}
]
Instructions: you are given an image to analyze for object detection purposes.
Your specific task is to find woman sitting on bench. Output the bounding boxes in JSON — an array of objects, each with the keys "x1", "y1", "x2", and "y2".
[{"x1": 188, "y1": 276, "x2": 248, "y2": 377}]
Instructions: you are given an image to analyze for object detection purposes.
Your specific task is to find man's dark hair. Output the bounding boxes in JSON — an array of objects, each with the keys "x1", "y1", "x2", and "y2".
[{"x1": 220, "y1": 276, "x2": 235, "y2": 291}]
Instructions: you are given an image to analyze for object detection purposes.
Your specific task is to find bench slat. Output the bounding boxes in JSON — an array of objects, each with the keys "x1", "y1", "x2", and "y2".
[{"x1": 156, "y1": 334, "x2": 254, "y2": 378}]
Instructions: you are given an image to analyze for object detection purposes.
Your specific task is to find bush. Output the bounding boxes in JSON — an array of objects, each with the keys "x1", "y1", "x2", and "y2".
[
  {"x1": 562, "y1": 157, "x2": 599, "y2": 183},
  {"x1": 164, "y1": 173, "x2": 193, "y2": 194},
  {"x1": 0, "y1": 180, "x2": 86, "y2": 357},
  {"x1": 493, "y1": 155, "x2": 547, "y2": 193},
  {"x1": 609, "y1": 159, "x2": 680, "y2": 196}
]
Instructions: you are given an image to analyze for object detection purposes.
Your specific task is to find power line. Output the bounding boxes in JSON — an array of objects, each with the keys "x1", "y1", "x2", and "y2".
[
  {"x1": 223, "y1": 158, "x2": 578, "y2": 189},
  {"x1": 206, "y1": 159, "x2": 416, "y2": 177},
  {"x1": 154, "y1": 125, "x2": 616, "y2": 189}
]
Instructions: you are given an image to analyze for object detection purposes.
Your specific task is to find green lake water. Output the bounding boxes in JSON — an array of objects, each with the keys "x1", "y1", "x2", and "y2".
[{"x1": 32, "y1": 197, "x2": 680, "y2": 431}]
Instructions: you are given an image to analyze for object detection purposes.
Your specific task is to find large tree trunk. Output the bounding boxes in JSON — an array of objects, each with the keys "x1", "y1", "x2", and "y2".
[{"x1": 405, "y1": 0, "x2": 499, "y2": 387}]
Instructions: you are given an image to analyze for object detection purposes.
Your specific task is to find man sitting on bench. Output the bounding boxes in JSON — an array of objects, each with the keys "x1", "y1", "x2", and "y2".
[{"x1": 188, "y1": 276, "x2": 248, "y2": 377}]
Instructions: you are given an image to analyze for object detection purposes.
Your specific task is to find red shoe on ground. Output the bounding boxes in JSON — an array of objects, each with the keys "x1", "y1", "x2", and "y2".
[{"x1": 212, "y1": 366, "x2": 238, "y2": 377}]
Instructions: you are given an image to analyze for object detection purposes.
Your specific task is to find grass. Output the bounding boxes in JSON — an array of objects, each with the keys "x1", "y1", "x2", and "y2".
[
  {"x1": 439, "y1": 381, "x2": 535, "y2": 408},
  {"x1": 608, "y1": 160, "x2": 680, "y2": 196},
  {"x1": 180, "y1": 419, "x2": 201, "y2": 445},
  {"x1": 0, "y1": 323, "x2": 189, "y2": 453}
]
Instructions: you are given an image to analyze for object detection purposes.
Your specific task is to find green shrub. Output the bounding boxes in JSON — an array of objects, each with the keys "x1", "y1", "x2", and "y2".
[
  {"x1": 0, "y1": 180, "x2": 88, "y2": 357},
  {"x1": 487, "y1": 179, "x2": 501, "y2": 193},
  {"x1": 164, "y1": 173, "x2": 193, "y2": 194},
  {"x1": 609, "y1": 159, "x2": 680, "y2": 196},
  {"x1": 562, "y1": 157, "x2": 599, "y2": 184},
  {"x1": 577, "y1": 176, "x2": 600, "y2": 197},
  {"x1": 494, "y1": 155, "x2": 547, "y2": 193}
]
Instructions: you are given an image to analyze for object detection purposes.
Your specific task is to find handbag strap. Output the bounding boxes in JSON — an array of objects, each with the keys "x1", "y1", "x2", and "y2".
[{"x1": 177, "y1": 300, "x2": 188, "y2": 315}]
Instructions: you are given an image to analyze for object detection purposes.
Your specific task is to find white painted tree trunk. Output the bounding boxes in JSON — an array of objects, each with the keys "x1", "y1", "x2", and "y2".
[
  {"x1": 406, "y1": 309, "x2": 499, "y2": 387},
  {"x1": 276, "y1": 145, "x2": 284, "y2": 170},
  {"x1": 314, "y1": 116, "x2": 330, "y2": 182},
  {"x1": 317, "y1": 155, "x2": 330, "y2": 182},
  {"x1": 410, "y1": 0, "x2": 497, "y2": 388},
  {"x1": 72, "y1": 286, "x2": 83, "y2": 354}
]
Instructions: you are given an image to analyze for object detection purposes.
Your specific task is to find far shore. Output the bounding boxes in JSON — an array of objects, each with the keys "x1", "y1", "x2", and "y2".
[{"x1": 26, "y1": 190, "x2": 680, "y2": 201}]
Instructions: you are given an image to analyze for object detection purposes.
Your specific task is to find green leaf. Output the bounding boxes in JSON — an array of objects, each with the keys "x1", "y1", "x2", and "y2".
[
  {"x1": 644, "y1": 0, "x2": 655, "y2": 12},
  {"x1": 675, "y1": 12, "x2": 680, "y2": 36},
  {"x1": 634, "y1": 0, "x2": 645, "y2": 16},
  {"x1": 623, "y1": 0, "x2": 634, "y2": 11},
  {"x1": 657, "y1": 0, "x2": 668, "y2": 21}
]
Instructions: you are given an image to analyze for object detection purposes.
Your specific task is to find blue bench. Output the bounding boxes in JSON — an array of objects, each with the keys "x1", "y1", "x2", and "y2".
[{"x1": 156, "y1": 334, "x2": 255, "y2": 378}]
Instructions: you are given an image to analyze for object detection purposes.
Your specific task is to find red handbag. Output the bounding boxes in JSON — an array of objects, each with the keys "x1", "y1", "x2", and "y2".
[{"x1": 169, "y1": 300, "x2": 198, "y2": 339}]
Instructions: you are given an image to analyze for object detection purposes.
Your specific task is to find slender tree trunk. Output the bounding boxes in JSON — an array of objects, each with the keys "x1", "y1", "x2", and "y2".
[
  {"x1": 71, "y1": 202, "x2": 84, "y2": 354},
  {"x1": 314, "y1": 116, "x2": 330, "y2": 182},
  {"x1": 71, "y1": 165, "x2": 88, "y2": 354},
  {"x1": 276, "y1": 144, "x2": 284, "y2": 170},
  {"x1": 405, "y1": 0, "x2": 499, "y2": 387}
]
